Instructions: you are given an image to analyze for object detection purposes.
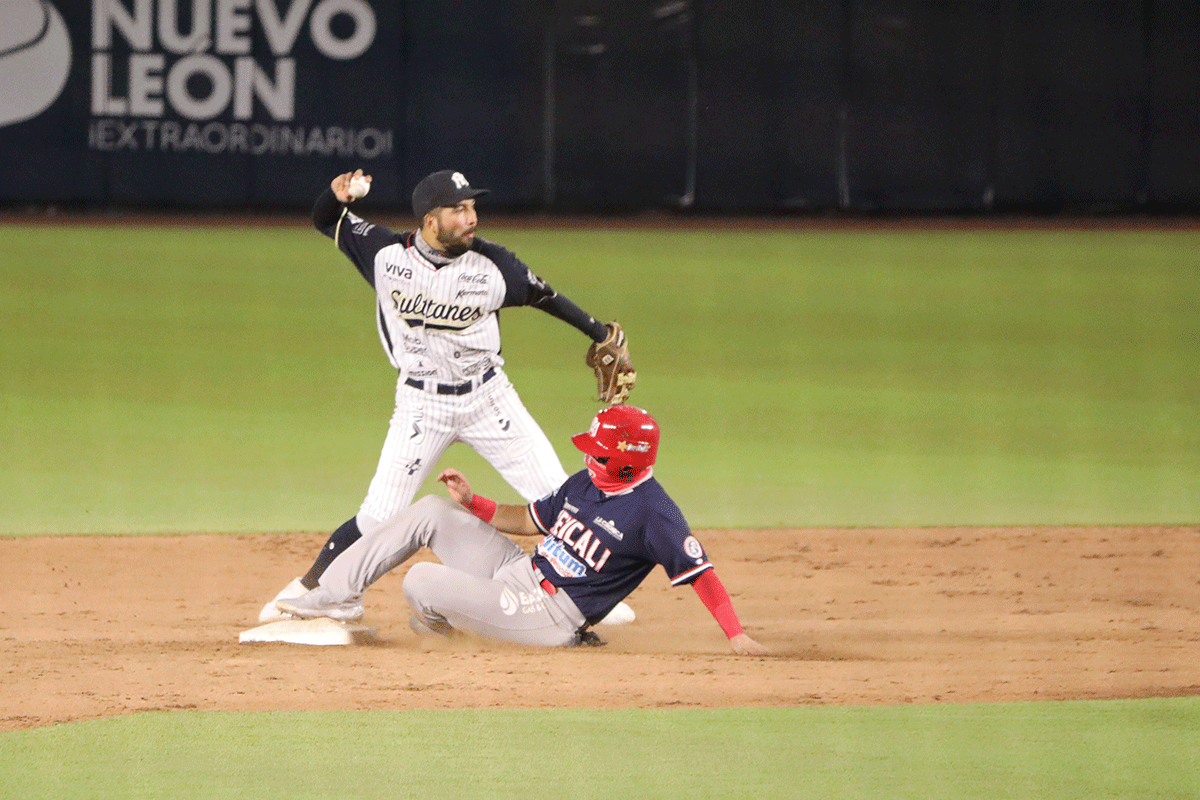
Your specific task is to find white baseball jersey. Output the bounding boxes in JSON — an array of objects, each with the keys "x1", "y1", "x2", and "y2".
[
  {"x1": 314, "y1": 196, "x2": 604, "y2": 525},
  {"x1": 334, "y1": 210, "x2": 559, "y2": 384}
]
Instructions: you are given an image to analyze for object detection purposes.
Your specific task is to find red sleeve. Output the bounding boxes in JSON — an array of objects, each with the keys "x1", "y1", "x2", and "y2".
[{"x1": 691, "y1": 569, "x2": 744, "y2": 639}]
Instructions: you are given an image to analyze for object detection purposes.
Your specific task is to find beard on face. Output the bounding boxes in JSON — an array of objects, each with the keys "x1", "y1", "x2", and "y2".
[{"x1": 436, "y1": 226, "x2": 473, "y2": 257}]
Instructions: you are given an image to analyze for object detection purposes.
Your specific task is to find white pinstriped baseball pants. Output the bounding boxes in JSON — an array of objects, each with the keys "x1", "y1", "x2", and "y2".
[{"x1": 356, "y1": 369, "x2": 568, "y2": 531}]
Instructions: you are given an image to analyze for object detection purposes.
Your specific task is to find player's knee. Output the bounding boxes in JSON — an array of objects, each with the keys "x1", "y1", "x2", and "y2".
[
  {"x1": 402, "y1": 561, "x2": 441, "y2": 602},
  {"x1": 408, "y1": 494, "x2": 459, "y2": 524},
  {"x1": 412, "y1": 495, "x2": 448, "y2": 512}
]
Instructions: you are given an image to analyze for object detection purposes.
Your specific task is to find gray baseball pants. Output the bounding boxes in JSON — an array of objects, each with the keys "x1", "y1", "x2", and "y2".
[{"x1": 317, "y1": 496, "x2": 587, "y2": 647}]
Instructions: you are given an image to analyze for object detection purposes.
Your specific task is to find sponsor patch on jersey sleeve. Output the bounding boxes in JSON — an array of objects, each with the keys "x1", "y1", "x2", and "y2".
[{"x1": 346, "y1": 212, "x2": 375, "y2": 236}]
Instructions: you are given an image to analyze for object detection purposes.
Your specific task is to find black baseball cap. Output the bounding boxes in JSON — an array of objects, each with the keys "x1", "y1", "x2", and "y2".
[{"x1": 411, "y1": 170, "x2": 490, "y2": 218}]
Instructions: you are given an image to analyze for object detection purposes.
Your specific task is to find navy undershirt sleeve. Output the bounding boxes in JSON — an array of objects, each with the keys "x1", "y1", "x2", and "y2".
[
  {"x1": 475, "y1": 238, "x2": 606, "y2": 341},
  {"x1": 311, "y1": 186, "x2": 398, "y2": 288},
  {"x1": 533, "y1": 292, "x2": 607, "y2": 341},
  {"x1": 312, "y1": 187, "x2": 343, "y2": 235}
]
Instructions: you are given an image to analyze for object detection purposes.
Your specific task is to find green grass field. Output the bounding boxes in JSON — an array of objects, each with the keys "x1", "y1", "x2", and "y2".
[
  {"x1": 3, "y1": 701, "x2": 1198, "y2": 799},
  {"x1": 2, "y1": 220, "x2": 1198, "y2": 798},
  {"x1": 2, "y1": 223, "x2": 1198, "y2": 533}
]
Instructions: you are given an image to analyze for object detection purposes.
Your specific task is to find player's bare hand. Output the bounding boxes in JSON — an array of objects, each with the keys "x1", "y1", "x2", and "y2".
[
  {"x1": 438, "y1": 469, "x2": 472, "y2": 505},
  {"x1": 331, "y1": 169, "x2": 370, "y2": 204},
  {"x1": 729, "y1": 633, "x2": 769, "y2": 656}
]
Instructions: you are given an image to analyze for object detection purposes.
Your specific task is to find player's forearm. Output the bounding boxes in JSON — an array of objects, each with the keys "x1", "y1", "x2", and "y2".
[
  {"x1": 691, "y1": 569, "x2": 744, "y2": 638},
  {"x1": 312, "y1": 186, "x2": 344, "y2": 235},
  {"x1": 491, "y1": 504, "x2": 540, "y2": 536},
  {"x1": 461, "y1": 491, "x2": 539, "y2": 537},
  {"x1": 531, "y1": 291, "x2": 607, "y2": 341}
]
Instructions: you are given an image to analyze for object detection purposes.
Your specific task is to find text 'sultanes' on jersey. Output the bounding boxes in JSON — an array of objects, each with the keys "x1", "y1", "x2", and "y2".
[
  {"x1": 330, "y1": 210, "x2": 560, "y2": 382},
  {"x1": 529, "y1": 471, "x2": 713, "y2": 625}
]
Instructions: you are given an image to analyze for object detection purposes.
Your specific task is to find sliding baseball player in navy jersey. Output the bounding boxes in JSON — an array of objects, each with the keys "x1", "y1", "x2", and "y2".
[
  {"x1": 278, "y1": 405, "x2": 769, "y2": 655},
  {"x1": 258, "y1": 168, "x2": 635, "y2": 626}
]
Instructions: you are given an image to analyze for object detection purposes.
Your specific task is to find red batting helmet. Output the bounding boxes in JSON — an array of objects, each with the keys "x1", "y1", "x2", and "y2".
[{"x1": 572, "y1": 405, "x2": 660, "y2": 477}]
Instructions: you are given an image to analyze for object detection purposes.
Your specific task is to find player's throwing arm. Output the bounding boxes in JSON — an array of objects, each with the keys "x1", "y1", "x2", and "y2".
[{"x1": 256, "y1": 169, "x2": 641, "y2": 630}]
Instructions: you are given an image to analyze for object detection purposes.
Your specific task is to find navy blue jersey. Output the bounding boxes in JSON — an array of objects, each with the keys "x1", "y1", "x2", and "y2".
[{"x1": 529, "y1": 470, "x2": 713, "y2": 625}]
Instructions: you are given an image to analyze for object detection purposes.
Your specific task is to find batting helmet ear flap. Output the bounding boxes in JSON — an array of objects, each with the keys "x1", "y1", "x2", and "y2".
[{"x1": 572, "y1": 406, "x2": 659, "y2": 476}]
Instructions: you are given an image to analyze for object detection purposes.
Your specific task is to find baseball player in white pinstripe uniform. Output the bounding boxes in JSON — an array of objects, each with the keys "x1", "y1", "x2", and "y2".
[{"x1": 258, "y1": 168, "x2": 634, "y2": 625}]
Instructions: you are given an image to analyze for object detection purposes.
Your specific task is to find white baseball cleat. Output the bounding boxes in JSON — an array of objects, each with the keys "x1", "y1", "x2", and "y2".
[
  {"x1": 258, "y1": 577, "x2": 308, "y2": 623},
  {"x1": 276, "y1": 587, "x2": 365, "y2": 623},
  {"x1": 597, "y1": 601, "x2": 636, "y2": 626}
]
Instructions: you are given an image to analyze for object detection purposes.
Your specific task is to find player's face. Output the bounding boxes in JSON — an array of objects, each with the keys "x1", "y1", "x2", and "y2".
[{"x1": 431, "y1": 199, "x2": 478, "y2": 256}]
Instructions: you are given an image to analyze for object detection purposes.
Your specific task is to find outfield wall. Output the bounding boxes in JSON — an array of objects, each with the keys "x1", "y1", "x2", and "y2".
[{"x1": 2, "y1": 0, "x2": 1198, "y2": 213}]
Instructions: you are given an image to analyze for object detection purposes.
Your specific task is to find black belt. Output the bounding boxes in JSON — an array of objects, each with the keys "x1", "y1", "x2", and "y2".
[{"x1": 405, "y1": 367, "x2": 496, "y2": 395}]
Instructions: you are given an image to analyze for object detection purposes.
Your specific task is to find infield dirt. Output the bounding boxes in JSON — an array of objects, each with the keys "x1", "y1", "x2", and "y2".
[{"x1": 3, "y1": 524, "x2": 1199, "y2": 731}]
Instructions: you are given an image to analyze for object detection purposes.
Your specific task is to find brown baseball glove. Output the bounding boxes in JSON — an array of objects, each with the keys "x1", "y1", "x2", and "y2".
[{"x1": 586, "y1": 322, "x2": 636, "y2": 404}]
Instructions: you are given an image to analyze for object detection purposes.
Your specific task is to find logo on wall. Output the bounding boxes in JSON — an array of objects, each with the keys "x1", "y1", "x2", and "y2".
[
  {"x1": 86, "y1": 0, "x2": 392, "y2": 159},
  {"x1": 0, "y1": 0, "x2": 73, "y2": 128}
]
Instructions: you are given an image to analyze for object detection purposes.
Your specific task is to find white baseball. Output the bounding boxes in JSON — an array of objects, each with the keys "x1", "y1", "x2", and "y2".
[{"x1": 347, "y1": 175, "x2": 370, "y2": 199}]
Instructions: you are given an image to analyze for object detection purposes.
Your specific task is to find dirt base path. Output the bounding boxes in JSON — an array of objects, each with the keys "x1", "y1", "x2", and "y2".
[{"x1": 4, "y1": 525, "x2": 1199, "y2": 731}]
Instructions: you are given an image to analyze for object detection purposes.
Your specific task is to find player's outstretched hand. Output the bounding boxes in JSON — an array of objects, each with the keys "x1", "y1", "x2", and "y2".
[
  {"x1": 438, "y1": 469, "x2": 472, "y2": 505},
  {"x1": 331, "y1": 168, "x2": 370, "y2": 204},
  {"x1": 729, "y1": 632, "x2": 770, "y2": 656}
]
